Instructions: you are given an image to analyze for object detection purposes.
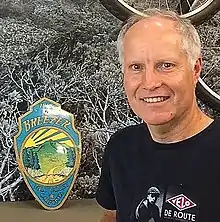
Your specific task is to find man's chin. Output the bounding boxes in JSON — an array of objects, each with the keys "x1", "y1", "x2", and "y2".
[{"x1": 143, "y1": 117, "x2": 174, "y2": 126}]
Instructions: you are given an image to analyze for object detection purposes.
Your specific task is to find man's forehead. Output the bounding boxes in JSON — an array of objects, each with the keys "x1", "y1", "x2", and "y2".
[
  {"x1": 123, "y1": 31, "x2": 182, "y2": 52},
  {"x1": 123, "y1": 18, "x2": 182, "y2": 50},
  {"x1": 125, "y1": 16, "x2": 178, "y2": 37}
]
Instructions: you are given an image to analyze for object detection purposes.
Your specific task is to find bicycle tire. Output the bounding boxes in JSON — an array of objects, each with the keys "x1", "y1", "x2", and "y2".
[
  {"x1": 99, "y1": 0, "x2": 220, "y2": 25},
  {"x1": 196, "y1": 78, "x2": 220, "y2": 112}
]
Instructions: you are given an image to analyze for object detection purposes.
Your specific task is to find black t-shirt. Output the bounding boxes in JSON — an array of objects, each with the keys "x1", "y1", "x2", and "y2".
[{"x1": 96, "y1": 119, "x2": 220, "y2": 222}]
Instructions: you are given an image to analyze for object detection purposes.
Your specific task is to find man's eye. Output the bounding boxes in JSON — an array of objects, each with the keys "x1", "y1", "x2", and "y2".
[
  {"x1": 158, "y1": 62, "x2": 175, "y2": 70},
  {"x1": 130, "y1": 64, "x2": 142, "y2": 71}
]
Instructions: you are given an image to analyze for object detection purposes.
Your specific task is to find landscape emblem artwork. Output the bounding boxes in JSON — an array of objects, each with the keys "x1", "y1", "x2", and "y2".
[{"x1": 14, "y1": 98, "x2": 81, "y2": 210}]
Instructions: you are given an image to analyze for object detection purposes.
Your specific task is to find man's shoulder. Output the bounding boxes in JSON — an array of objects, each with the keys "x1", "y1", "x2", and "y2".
[
  {"x1": 110, "y1": 122, "x2": 146, "y2": 142},
  {"x1": 203, "y1": 118, "x2": 220, "y2": 138},
  {"x1": 203, "y1": 118, "x2": 220, "y2": 146},
  {"x1": 212, "y1": 118, "x2": 220, "y2": 128},
  {"x1": 105, "y1": 122, "x2": 148, "y2": 152}
]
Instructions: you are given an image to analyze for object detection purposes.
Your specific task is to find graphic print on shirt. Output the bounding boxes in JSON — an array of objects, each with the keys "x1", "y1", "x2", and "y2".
[
  {"x1": 134, "y1": 186, "x2": 162, "y2": 222},
  {"x1": 133, "y1": 185, "x2": 199, "y2": 222}
]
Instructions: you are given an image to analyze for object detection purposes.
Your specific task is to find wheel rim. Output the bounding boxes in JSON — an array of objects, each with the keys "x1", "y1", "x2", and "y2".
[
  {"x1": 117, "y1": 0, "x2": 214, "y2": 18},
  {"x1": 198, "y1": 49, "x2": 220, "y2": 106},
  {"x1": 198, "y1": 77, "x2": 220, "y2": 101},
  {"x1": 196, "y1": 15, "x2": 220, "y2": 108},
  {"x1": 181, "y1": 0, "x2": 215, "y2": 18}
]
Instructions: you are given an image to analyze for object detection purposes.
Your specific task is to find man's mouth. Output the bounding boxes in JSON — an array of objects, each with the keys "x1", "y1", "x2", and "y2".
[{"x1": 141, "y1": 96, "x2": 170, "y2": 103}]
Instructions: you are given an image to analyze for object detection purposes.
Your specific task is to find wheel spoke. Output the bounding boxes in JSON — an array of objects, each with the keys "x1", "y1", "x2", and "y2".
[
  {"x1": 191, "y1": 0, "x2": 201, "y2": 9},
  {"x1": 202, "y1": 61, "x2": 219, "y2": 80},
  {"x1": 179, "y1": 0, "x2": 183, "y2": 14},
  {"x1": 211, "y1": 79, "x2": 220, "y2": 89},
  {"x1": 166, "y1": 0, "x2": 170, "y2": 10},
  {"x1": 186, "y1": 0, "x2": 191, "y2": 7},
  {"x1": 149, "y1": 0, "x2": 153, "y2": 8}
]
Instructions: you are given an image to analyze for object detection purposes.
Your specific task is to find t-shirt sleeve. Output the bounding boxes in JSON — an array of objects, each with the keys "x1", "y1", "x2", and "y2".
[{"x1": 95, "y1": 140, "x2": 116, "y2": 210}]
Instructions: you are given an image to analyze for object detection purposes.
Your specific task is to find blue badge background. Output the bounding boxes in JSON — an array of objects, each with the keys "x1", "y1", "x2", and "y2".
[{"x1": 14, "y1": 98, "x2": 80, "y2": 208}]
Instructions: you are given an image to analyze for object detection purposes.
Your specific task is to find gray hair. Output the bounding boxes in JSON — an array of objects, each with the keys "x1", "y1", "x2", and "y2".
[{"x1": 117, "y1": 8, "x2": 201, "y2": 71}]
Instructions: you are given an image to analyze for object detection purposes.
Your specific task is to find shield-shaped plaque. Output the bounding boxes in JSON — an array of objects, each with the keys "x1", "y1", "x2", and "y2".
[{"x1": 14, "y1": 98, "x2": 81, "y2": 210}]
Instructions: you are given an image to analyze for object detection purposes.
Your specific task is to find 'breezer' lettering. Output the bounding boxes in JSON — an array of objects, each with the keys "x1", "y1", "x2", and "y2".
[{"x1": 23, "y1": 116, "x2": 71, "y2": 132}]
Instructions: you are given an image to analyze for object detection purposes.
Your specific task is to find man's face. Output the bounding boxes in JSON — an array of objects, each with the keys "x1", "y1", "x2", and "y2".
[
  {"x1": 123, "y1": 17, "x2": 202, "y2": 125},
  {"x1": 147, "y1": 193, "x2": 157, "y2": 204}
]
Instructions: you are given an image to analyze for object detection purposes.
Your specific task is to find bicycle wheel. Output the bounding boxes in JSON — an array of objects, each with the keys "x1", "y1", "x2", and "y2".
[
  {"x1": 99, "y1": 0, "x2": 220, "y2": 25},
  {"x1": 196, "y1": 42, "x2": 220, "y2": 112},
  {"x1": 196, "y1": 79, "x2": 220, "y2": 112}
]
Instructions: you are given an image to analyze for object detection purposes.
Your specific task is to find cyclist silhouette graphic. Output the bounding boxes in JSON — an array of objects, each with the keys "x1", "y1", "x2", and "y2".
[{"x1": 135, "y1": 187, "x2": 161, "y2": 222}]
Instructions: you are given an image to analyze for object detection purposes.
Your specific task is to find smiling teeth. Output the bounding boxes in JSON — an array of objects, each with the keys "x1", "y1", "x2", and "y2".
[{"x1": 143, "y1": 97, "x2": 168, "y2": 103}]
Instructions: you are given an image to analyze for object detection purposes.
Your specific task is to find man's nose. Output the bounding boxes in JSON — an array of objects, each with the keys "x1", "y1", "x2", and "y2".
[{"x1": 142, "y1": 67, "x2": 162, "y2": 90}]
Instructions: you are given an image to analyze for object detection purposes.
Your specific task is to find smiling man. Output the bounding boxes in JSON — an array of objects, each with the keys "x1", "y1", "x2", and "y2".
[{"x1": 96, "y1": 8, "x2": 219, "y2": 222}]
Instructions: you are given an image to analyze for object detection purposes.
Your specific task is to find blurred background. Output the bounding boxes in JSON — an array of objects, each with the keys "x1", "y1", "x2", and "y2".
[{"x1": 0, "y1": 0, "x2": 219, "y2": 202}]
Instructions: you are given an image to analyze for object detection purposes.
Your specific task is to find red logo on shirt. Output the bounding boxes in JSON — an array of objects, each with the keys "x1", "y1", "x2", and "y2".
[{"x1": 167, "y1": 194, "x2": 196, "y2": 211}]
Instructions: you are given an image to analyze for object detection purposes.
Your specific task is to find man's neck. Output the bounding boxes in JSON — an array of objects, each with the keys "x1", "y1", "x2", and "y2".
[{"x1": 147, "y1": 102, "x2": 213, "y2": 144}]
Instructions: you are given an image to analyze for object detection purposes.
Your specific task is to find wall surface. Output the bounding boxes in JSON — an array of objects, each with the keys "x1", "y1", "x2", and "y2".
[{"x1": 0, "y1": 0, "x2": 220, "y2": 202}]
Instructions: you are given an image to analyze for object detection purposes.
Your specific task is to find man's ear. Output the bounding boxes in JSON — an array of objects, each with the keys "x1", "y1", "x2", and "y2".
[{"x1": 193, "y1": 57, "x2": 202, "y2": 85}]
